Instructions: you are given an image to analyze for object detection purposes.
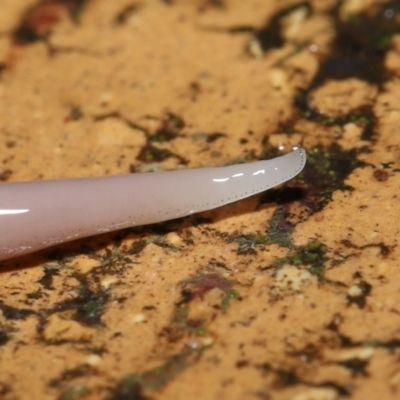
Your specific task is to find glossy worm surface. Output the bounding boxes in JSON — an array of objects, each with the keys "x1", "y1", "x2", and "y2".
[{"x1": 0, "y1": 148, "x2": 305, "y2": 261}]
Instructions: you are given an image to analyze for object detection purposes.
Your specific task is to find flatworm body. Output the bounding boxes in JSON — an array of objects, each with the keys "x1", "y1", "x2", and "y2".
[{"x1": 0, "y1": 148, "x2": 305, "y2": 261}]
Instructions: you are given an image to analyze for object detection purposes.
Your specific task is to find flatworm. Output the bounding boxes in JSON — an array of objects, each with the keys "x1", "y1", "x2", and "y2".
[{"x1": 0, "y1": 148, "x2": 305, "y2": 261}]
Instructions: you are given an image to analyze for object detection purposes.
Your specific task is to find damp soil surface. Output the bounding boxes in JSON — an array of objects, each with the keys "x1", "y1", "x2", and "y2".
[{"x1": 1, "y1": 1, "x2": 400, "y2": 399}]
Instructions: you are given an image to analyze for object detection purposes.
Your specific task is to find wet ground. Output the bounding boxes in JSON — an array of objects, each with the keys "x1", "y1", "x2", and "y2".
[{"x1": 1, "y1": 1, "x2": 400, "y2": 399}]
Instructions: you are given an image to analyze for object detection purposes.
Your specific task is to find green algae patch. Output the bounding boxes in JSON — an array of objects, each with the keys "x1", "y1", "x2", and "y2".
[
  {"x1": 265, "y1": 206, "x2": 294, "y2": 248},
  {"x1": 221, "y1": 289, "x2": 241, "y2": 311},
  {"x1": 270, "y1": 240, "x2": 328, "y2": 278},
  {"x1": 148, "y1": 112, "x2": 185, "y2": 143},
  {"x1": 43, "y1": 273, "x2": 111, "y2": 328},
  {"x1": 112, "y1": 350, "x2": 203, "y2": 398},
  {"x1": 136, "y1": 144, "x2": 187, "y2": 164},
  {"x1": 300, "y1": 145, "x2": 367, "y2": 211},
  {"x1": 58, "y1": 385, "x2": 90, "y2": 400},
  {"x1": 169, "y1": 304, "x2": 209, "y2": 338},
  {"x1": 227, "y1": 204, "x2": 296, "y2": 255},
  {"x1": 164, "y1": 274, "x2": 240, "y2": 340}
]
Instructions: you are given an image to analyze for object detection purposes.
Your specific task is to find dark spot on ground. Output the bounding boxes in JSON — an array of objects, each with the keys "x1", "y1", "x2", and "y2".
[
  {"x1": 311, "y1": 1, "x2": 400, "y2": 87},
  {"x1": 252, "y1": 2, "x2": 312, "y2": 53},
  {"x1": 37, "y1": 265, "x2": 61, "y2": 290},
  {"x1": 48, "y1": 364, "x2": 96, "y2": 388},
  {"x1": 373, "y1": 169, "x2": 390, "y2": 182},
  {"x1": 13, "y1": 0, "x2": 89, "y2": 45},
  {"x1": 0, "y1": 329, "x2": 10, "y2": 346},
  {"x1": 114, "y1": 3, "x2": 142, "y2": 25},
  {"x1": 0, "y1": 300, "x2": 36, "y2": 320},
  {"x1": 180, "y1": 274, "x2": 233, "y2": 297}
]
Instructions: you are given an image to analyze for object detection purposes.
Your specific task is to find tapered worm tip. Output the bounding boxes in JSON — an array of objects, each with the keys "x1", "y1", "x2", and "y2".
[{"x1": 0, "y1": 148, "x2": 307, "y2": 261}]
